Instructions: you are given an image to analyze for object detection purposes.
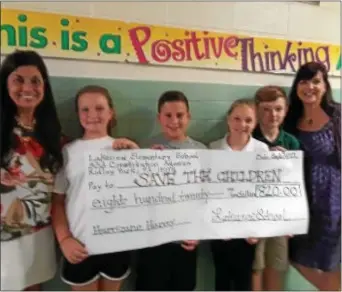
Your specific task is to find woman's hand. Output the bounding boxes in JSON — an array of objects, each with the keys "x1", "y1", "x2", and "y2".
[
  {"x1": 60, "y1": 237, "x2": 89, "y2": 264},
  {"x1": 246, "y1": 237, "x2": 259, "y2": 245},
  {"x1": 181, "y1": 240, "x2": 199, "y2": 251},
  {"x1": 112, "y1": 138, "x2": 139, "y2": 150},
  {"x1": 270, "y1": 146, "x2": 287, "y2": 152}
]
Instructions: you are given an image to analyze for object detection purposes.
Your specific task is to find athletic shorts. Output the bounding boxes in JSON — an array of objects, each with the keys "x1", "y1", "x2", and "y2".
[
  {"x1": 253, "y1": 236, "x2": 289, "y2": 271},
  {"x1": 61, "y1": 251, "x2": 131, "y2": 286}
]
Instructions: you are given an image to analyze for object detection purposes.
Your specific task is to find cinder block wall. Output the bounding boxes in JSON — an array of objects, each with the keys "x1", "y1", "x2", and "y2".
[{"x1": 1, "y1": 2, "x2": 340, "y2": 290}]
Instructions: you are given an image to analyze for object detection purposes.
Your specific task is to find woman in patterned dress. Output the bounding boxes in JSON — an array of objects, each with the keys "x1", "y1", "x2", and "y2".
[
  {"x1": 0, "y1": 50, "x2": 65, "y2": 291},
  {"x1": 284, "y1": 62, "x2": 341, "y2": 291}
]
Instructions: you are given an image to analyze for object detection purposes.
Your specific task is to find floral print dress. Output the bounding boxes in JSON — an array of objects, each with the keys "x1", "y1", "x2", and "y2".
[{"x1": 0, "y1": 122, "x2": 65, "y2": 290}]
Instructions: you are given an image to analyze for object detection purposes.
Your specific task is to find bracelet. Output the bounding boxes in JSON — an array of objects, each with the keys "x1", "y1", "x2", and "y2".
[{"x1": 59, "y1": 235, "x2": 72, "y2": 246}]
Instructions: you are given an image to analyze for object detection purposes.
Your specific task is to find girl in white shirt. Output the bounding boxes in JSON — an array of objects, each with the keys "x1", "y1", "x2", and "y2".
[
  {"x1": 52, "y1": 85, "x2": 138, "y2": 291},
  {"x1": 209, "y1": 98, "x2": 268, "y2": 291}
]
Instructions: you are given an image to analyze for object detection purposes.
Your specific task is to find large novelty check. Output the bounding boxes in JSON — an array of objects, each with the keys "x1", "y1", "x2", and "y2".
[{"x1": 83, "y1": 149, "x2": 309, "y2": 255}]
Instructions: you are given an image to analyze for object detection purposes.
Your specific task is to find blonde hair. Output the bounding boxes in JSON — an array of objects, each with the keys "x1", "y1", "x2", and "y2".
[{"x1": 227, "y1": 98, "x2": 255, "y2": 117}]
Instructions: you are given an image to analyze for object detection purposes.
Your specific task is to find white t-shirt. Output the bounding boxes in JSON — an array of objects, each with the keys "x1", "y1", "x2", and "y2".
[
  {"x1": 54, "y1": 136, "x2": 115, "y2": 244},
  {"x1": 209, "y1": 134, "x2": 269, "y2": 151}
]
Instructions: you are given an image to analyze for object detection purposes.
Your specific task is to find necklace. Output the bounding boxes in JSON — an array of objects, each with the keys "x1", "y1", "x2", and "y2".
[
  {"x1": 307, "y1": 118, "x2": 313, "y2": 125},
  {"x1": 15, "y1": 116, "x2": 36, "y2": 131},
  {"x1": 302, "y1": 116, "x2": 314, "y2": 125}
]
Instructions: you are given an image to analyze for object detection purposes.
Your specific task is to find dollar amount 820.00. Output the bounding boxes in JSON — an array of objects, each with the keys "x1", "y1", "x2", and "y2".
[{"x1": 255, "y1": 184, "x2": 302, "y2": 198}]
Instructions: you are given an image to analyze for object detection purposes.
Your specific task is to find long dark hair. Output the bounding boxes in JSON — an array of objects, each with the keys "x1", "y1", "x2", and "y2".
[
  {"x1": 284, "y1": 61, "x2": 341, "y2": 178},
  {"x1": 283, "y1": 61, "x2": 340, "y2": 134},
  {"x1": 0, "y1": 50, "x2": 63, "y2": 174}
]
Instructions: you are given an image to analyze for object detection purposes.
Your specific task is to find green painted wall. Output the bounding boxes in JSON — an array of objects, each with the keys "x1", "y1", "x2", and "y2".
[
  {"x1": 51, "y1": 76, "x2": 341, "y2": 144},
  {"x1": 43, "y1": 76, "x2": 340, "y2": 291}
]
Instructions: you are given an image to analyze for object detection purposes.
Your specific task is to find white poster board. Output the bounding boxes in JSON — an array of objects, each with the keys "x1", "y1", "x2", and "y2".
[{"x1": 84, "y1": 149, "x2": 309, "y2": 255}]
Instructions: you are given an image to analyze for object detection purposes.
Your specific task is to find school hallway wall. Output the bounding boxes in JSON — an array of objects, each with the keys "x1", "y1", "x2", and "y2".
[
  {"x1": 1, "y1": 1, "x2": 340, "y2": 290},
  {"x1": 51, "y1": 76, "x2": 341, "y2": 145}
]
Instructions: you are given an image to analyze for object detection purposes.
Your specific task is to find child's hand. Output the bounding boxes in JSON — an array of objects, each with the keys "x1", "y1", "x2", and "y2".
[
  {"x1": 270, "y1": 146, "x2": 287, "y2": 152},
  {"x1": 60, "y1": 237, "x2": 89, "y2": 264},
  {"x1": 246, "y1": 237, "x2": 259, "y2": 244},
  {"x1": 151, "y1": 144, "x2": 165, "y2": 150},
  {"x1": 113, "y1": 138, "x2": 139, "y2": 150},
  {"x1": 181, "y1": 240, "x2": 199, "y2": 251}
]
